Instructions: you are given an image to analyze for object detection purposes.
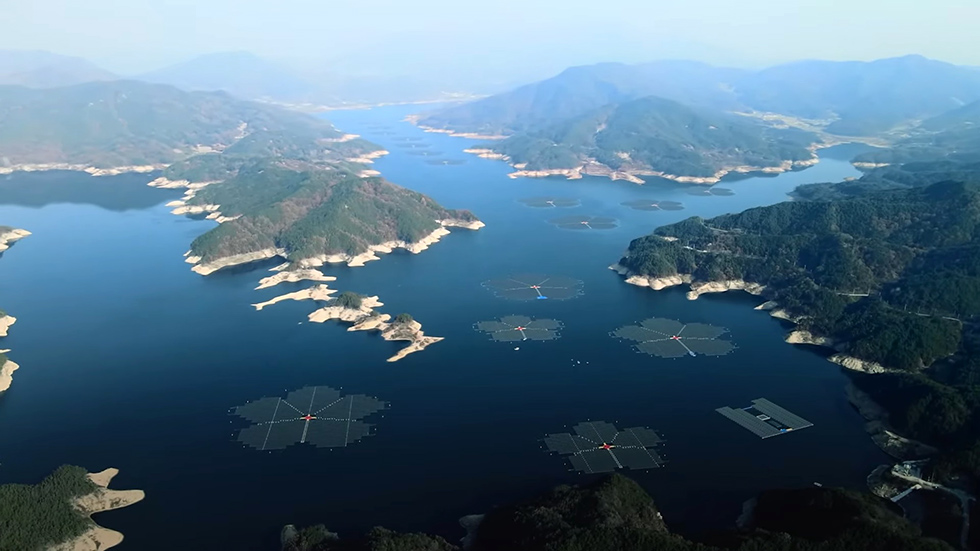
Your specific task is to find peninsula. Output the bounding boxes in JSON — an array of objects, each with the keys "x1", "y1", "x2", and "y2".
[
  {"x1": 0, "y1": 226, "x2": 30, "y2": 253},
  {"x1": 0, "y1": 465, "x2": 144, "y2": 551},
  {"x1": 464, "y1": 96, "x2": 819, "y2": 184}
]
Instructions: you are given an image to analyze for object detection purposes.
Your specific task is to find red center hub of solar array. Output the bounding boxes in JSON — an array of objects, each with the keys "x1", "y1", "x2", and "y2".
[
  {"x1": 301, "y1": 415, "x2": 316, "y2": 421},
  {"x1": 670, "y1": 335, "x2": 681, "y2": 340},
  {"x1": 600, "y1": 443, "x2": 614, "y2": 450}
]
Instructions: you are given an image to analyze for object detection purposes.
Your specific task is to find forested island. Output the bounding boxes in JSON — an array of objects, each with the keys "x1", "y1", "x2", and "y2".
[
  {"x1": 469, "y1": 96, "x2": 819, "y2": 184},
  {"x1": 0, "y1": 465, "x2": 144, "y2": 551},
  {"x1": 279, "y1": 474, "x2": 952, "y2": 551},
  {"x1": 616, "y1": 149, "x2": 980, "y2": 487}
]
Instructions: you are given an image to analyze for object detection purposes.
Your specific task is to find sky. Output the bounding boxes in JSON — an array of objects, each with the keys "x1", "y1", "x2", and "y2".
[{"x1": 0, "y1": 0, "x2": 977, "y2": 82}]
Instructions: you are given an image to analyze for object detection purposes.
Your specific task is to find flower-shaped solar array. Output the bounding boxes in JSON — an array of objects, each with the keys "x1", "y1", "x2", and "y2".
[
  {"x1": 425, "y1": 159, "x2": 466, "y2": 165},
  {"x1": 611, "y1": 317, "x2": 735, "y2": 358},
  {"x1": 233, "y1": 386, "x2": 387, "y2": 451},
  {"x1": 621, "y1": 199, "x2": 685, "y2": 211},
  {"x1": 543, "y1": 421, "x2": 665, "y2": 473},
  {"x1": 474, "y1": 315, "x2": 563, "y2": 342},
  {"x1": 519, "y1": 196, "x2": 580, "y2": 208},
  {"x1": 482, "y1": 273, "x2": 584, "y2": 301},
  {"x1": 549, "y1": 215, "x2": 618, "y2": 230}
]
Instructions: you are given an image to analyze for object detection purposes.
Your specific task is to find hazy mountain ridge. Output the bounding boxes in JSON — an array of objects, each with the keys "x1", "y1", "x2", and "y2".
[
  {"x1": 419, "y1": 55, "x2": 980, "y2": 139},
  {"x1": 0, "y1": 49, "x2": 117, "y2": 88},
  {"x1": 0, "y1": 80, "x2": 351, "y2": 168}
]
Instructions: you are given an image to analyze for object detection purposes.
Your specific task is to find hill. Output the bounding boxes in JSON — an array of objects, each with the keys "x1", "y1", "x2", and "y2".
[
  {"x1": 418, "y1": 55, "x2": 980, "y2": 139},
  {"x1": 280, "y1": 474, "x2": 950, "y2": 551},
  {"x1": 416, "y1": 60, "x2": 747, "y2": 136},
  {"x1": 181, "y1": 161, "x2": 479, "y2": 273},
  {"x1": 137, "y1": 51, "x2": 318, "y2": 102},
  {"x1": 0, "y1": 50, "x2": 116, "y2": 88},
  {"x1": 735, "y1": 55, "x2": 980, "y2": 136},
  {"x1": 0, "y1": 80, "x2": 354, "y2": 169},
  {"x1": 482, "y1": 96, "x2": 817, "y2": 182}
]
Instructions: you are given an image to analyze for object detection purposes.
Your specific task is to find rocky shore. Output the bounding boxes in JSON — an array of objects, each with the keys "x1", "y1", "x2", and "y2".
[
  {"x1": 404, "y1": 115, "x2": 507, "y2": 140},
  {"x1": 0, "y1": 228, "x2": 31, "y2": 253},
  {"x1": 0, "y1": 163, "x2": 165, "y2": 176},
  {"x1": 51, "y1": 468, "x2": 145, "y2": 551}
]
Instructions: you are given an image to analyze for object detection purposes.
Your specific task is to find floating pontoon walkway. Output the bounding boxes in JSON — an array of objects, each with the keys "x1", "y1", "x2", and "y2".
[{"x1": 716, "y1": 398, "x2": 812, "y2": 439}]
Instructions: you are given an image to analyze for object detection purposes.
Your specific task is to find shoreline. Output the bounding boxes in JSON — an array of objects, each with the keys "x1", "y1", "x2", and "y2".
[
  {"x1": 610, "y1": 262, "x2": 931, "y2": 459},
  {"x1": 0, "y1": 163, "x2": 165, "y2": 177},
  {"x1": 404, "y1": 115, "x2": 508, "y2": 140},
  {"x1": 255, "y1": 268, "x2": 336, "y2": 290},
  {"x1": 467, "y1": 149, "x2": 821, "y2": 185},
  {"x1": 185, "y1": 219, "x2": 483, "y2": 276},
  {"x1": 304, "y1": 296, "x2": 444, "y2": 362},
  {"x1": 0, "y1": 314, "x2": 16, "y2": 337},
  {"x1": 0, "y1": 228, "x2": 31, "y2": 253},
  {"x1": 51, "y1": 468, "x2": 145, "y2": 551},
  {"x1": 252, "y1": 284, "x2": 336, "y2": 311},
  {"x1": 0, "y1": 358, "x2": 19, "y2": 393}
]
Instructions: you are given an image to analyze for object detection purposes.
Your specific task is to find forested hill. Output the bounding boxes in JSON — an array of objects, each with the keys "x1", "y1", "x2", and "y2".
[
  {"x1": 0, "y1": 80, "x2": 357, "y2": 168},
  {"x1": 483, "y1": 96, "x2": 816, "y2": 178},
  {"x1": 280, "y1": 474, "x2": 951, "y2": 551},
  {"x1": 418, "y1": 55, "x2": 980, "y2": 139},
  {"x1": 621, "y1": 180, "x2": 980, "y2": 369},
  {"x1": 186, "y1": 162, "x2": 477, "y2": 264}
]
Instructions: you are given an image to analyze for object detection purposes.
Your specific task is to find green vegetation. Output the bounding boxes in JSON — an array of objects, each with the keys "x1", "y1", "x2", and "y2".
[
  {"x1": 420, "y1": 55, "x2": 980, "y2": 139},
  {"x1": 486, "y1": 96, "x2": 815, "y2": 177},
  {"x1": 0, "y1": 465, "x2": 98, "y2": 551},
  {"x1": 0, "y1": 80, "x2": 346, "y2": 167},
  {"x1": 280, "y1": 475, "x2": 949, "y2": 551},
  {"x1": 394, "y1": 313, "x2": 414, "y2": 324},
  {"x1": 186, "y1": 162, "x2": 476, "y2": 263},
  {"x1": 336, "y1": 292, "x2": 363, "y2": 310}
]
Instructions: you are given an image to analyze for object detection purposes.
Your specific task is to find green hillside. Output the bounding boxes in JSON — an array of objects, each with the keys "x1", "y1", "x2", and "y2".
[
  {"x1": 0, "y1": 466, "x2": 99, "y2": 551},
  {"x1": 487, "y1": 96, "x2": 816, "y2": 177},
  {"x1": 0, "y1": 80, "x2": 348, "y2": 167},
  {"x1": 281, "y1": 475, "x2": 949, "y2": 551},
  {"x1": 419, "y1": 55, "x2": 980, "y2": 139},
  {"x1": 186, "y1": 162, "x2": 477, "y2": 263},
  {"x1": 417, "y1": 61, "x2": 747, "y2": 136}
]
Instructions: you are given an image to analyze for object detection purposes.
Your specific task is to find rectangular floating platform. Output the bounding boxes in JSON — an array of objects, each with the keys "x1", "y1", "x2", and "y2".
[{"x1": 716, "y1": 398, "x2": 813, "y2": 439}]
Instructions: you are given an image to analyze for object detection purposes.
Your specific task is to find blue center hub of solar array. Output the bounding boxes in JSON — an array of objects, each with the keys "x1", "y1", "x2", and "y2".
[{"x1": 537, "y1": 295, "x2": 548, "y2": 299}]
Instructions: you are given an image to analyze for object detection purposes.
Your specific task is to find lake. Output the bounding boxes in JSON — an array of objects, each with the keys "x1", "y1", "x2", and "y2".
[{"x1": 0, "y1": 105, "x2": 889, "y2": 549}]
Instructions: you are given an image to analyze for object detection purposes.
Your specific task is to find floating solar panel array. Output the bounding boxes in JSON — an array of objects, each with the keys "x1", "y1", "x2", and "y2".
[
  {"x1": 716, "y1": 398, "x2": 813, "y2": 439},
  {"x1": 544, "y1": 421, "x2": 665, "y2": 473},
  {"x1": 233, "y1": 386, "x2": 387, "y2": 451},
  {"x1": 518, "y1": 197, "x2": 581, "y2": 208},
  {"x1": 687, "y1": 187, "x2": 735, "y2": 196},
  {"x1": 405, "y1": 149, "x2": 444, "y2": 156},
  {"x1": 549, "y1": 215, "x2": 618, "y2": 230},
  {"x1": 474, "y1": 315, "x2": 563, "y2": 341},
  {"x1": 611, "y1": 318, "x2": 735, "y2": 358},
  {"x1": 425, "y1": 159, "x2": 466, "y2": 165},
  {"x1": 482, "y1": 273, "x2": 584, "y2": 301},
  {"x1": 621, "y1": 199, "x2": 685, "y2": 211}
]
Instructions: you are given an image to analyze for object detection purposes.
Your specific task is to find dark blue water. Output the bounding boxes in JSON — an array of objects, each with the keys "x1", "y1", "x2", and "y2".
[{"x1": 0, "y1": 105, "x2": 888, "y2": 550}]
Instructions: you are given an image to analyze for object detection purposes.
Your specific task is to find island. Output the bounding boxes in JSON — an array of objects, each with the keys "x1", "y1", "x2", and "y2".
[
  {"x1": 279, "y1": 474, "x2": 952, "y2": 551},
  {"x1": 464, "y1": 96, "x2": 820, "y2": 184},
  {"x1": 0, "y1": 226, "x2": 31, "y2": 253},
  {"x1": 0, "y1": 465, "x2": 144, "y2": 551},
  {"x1": 252, "y1": 289, "x2": 443, "y2": 362}
]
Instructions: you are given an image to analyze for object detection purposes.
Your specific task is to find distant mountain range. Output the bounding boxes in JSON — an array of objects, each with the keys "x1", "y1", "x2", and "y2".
[
  {"x1": 0, "y1": 80, "x2": 354, "y2": 168},
  {"x1": 419, "y1": 55, "x2": 980, "y2": 139},
  {"x1": 0, "y1": 50, "x2": 117, "y2": 88}
]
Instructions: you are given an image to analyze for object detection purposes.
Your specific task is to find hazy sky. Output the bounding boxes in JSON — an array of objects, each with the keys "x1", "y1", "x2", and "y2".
[{"x1": 1, "y1": 0, "x2": 977, "y2": 78}]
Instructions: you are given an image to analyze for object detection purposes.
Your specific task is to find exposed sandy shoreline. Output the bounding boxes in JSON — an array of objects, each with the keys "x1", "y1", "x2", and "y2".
[
  {"x1": 0, "y1": 359, "x2": 19, "y2": 393},
  {"x1": 404, "y1": 115, "x2": 508, "y2": 140},
  {"x1": 185, "y1": 218, "x2": 483, "y2": 275},
  {"x1": 0, "y1": 314, "x2": 16, "y2": 337},
  {"x1": 50, "y1": 468, "x2": 145, "y2": 551},
  {"x1": 0, "y1": 228, "x2": 31, "y2": 253},
  {"x1": 305, "y1": 296, "x2": 443, "y2": 361},
  {"x1": 255, "y1": 268, "x2": 336, "y2": 290},
  {"x1": 346, "y1": 149, "x2": 390, "y2": 164},
  {"x1": 0, "y1": 163, "x2": 166, "y2": 177},
  {"x1": 610, "y1": 261, "x2": 931, "y2": 458},
  {"x1": 252, "y1": 284, "x2": 337, "y2": 311},
  {"x1": 464, "y1": 147, "x2": 821, "y2": 185}
]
